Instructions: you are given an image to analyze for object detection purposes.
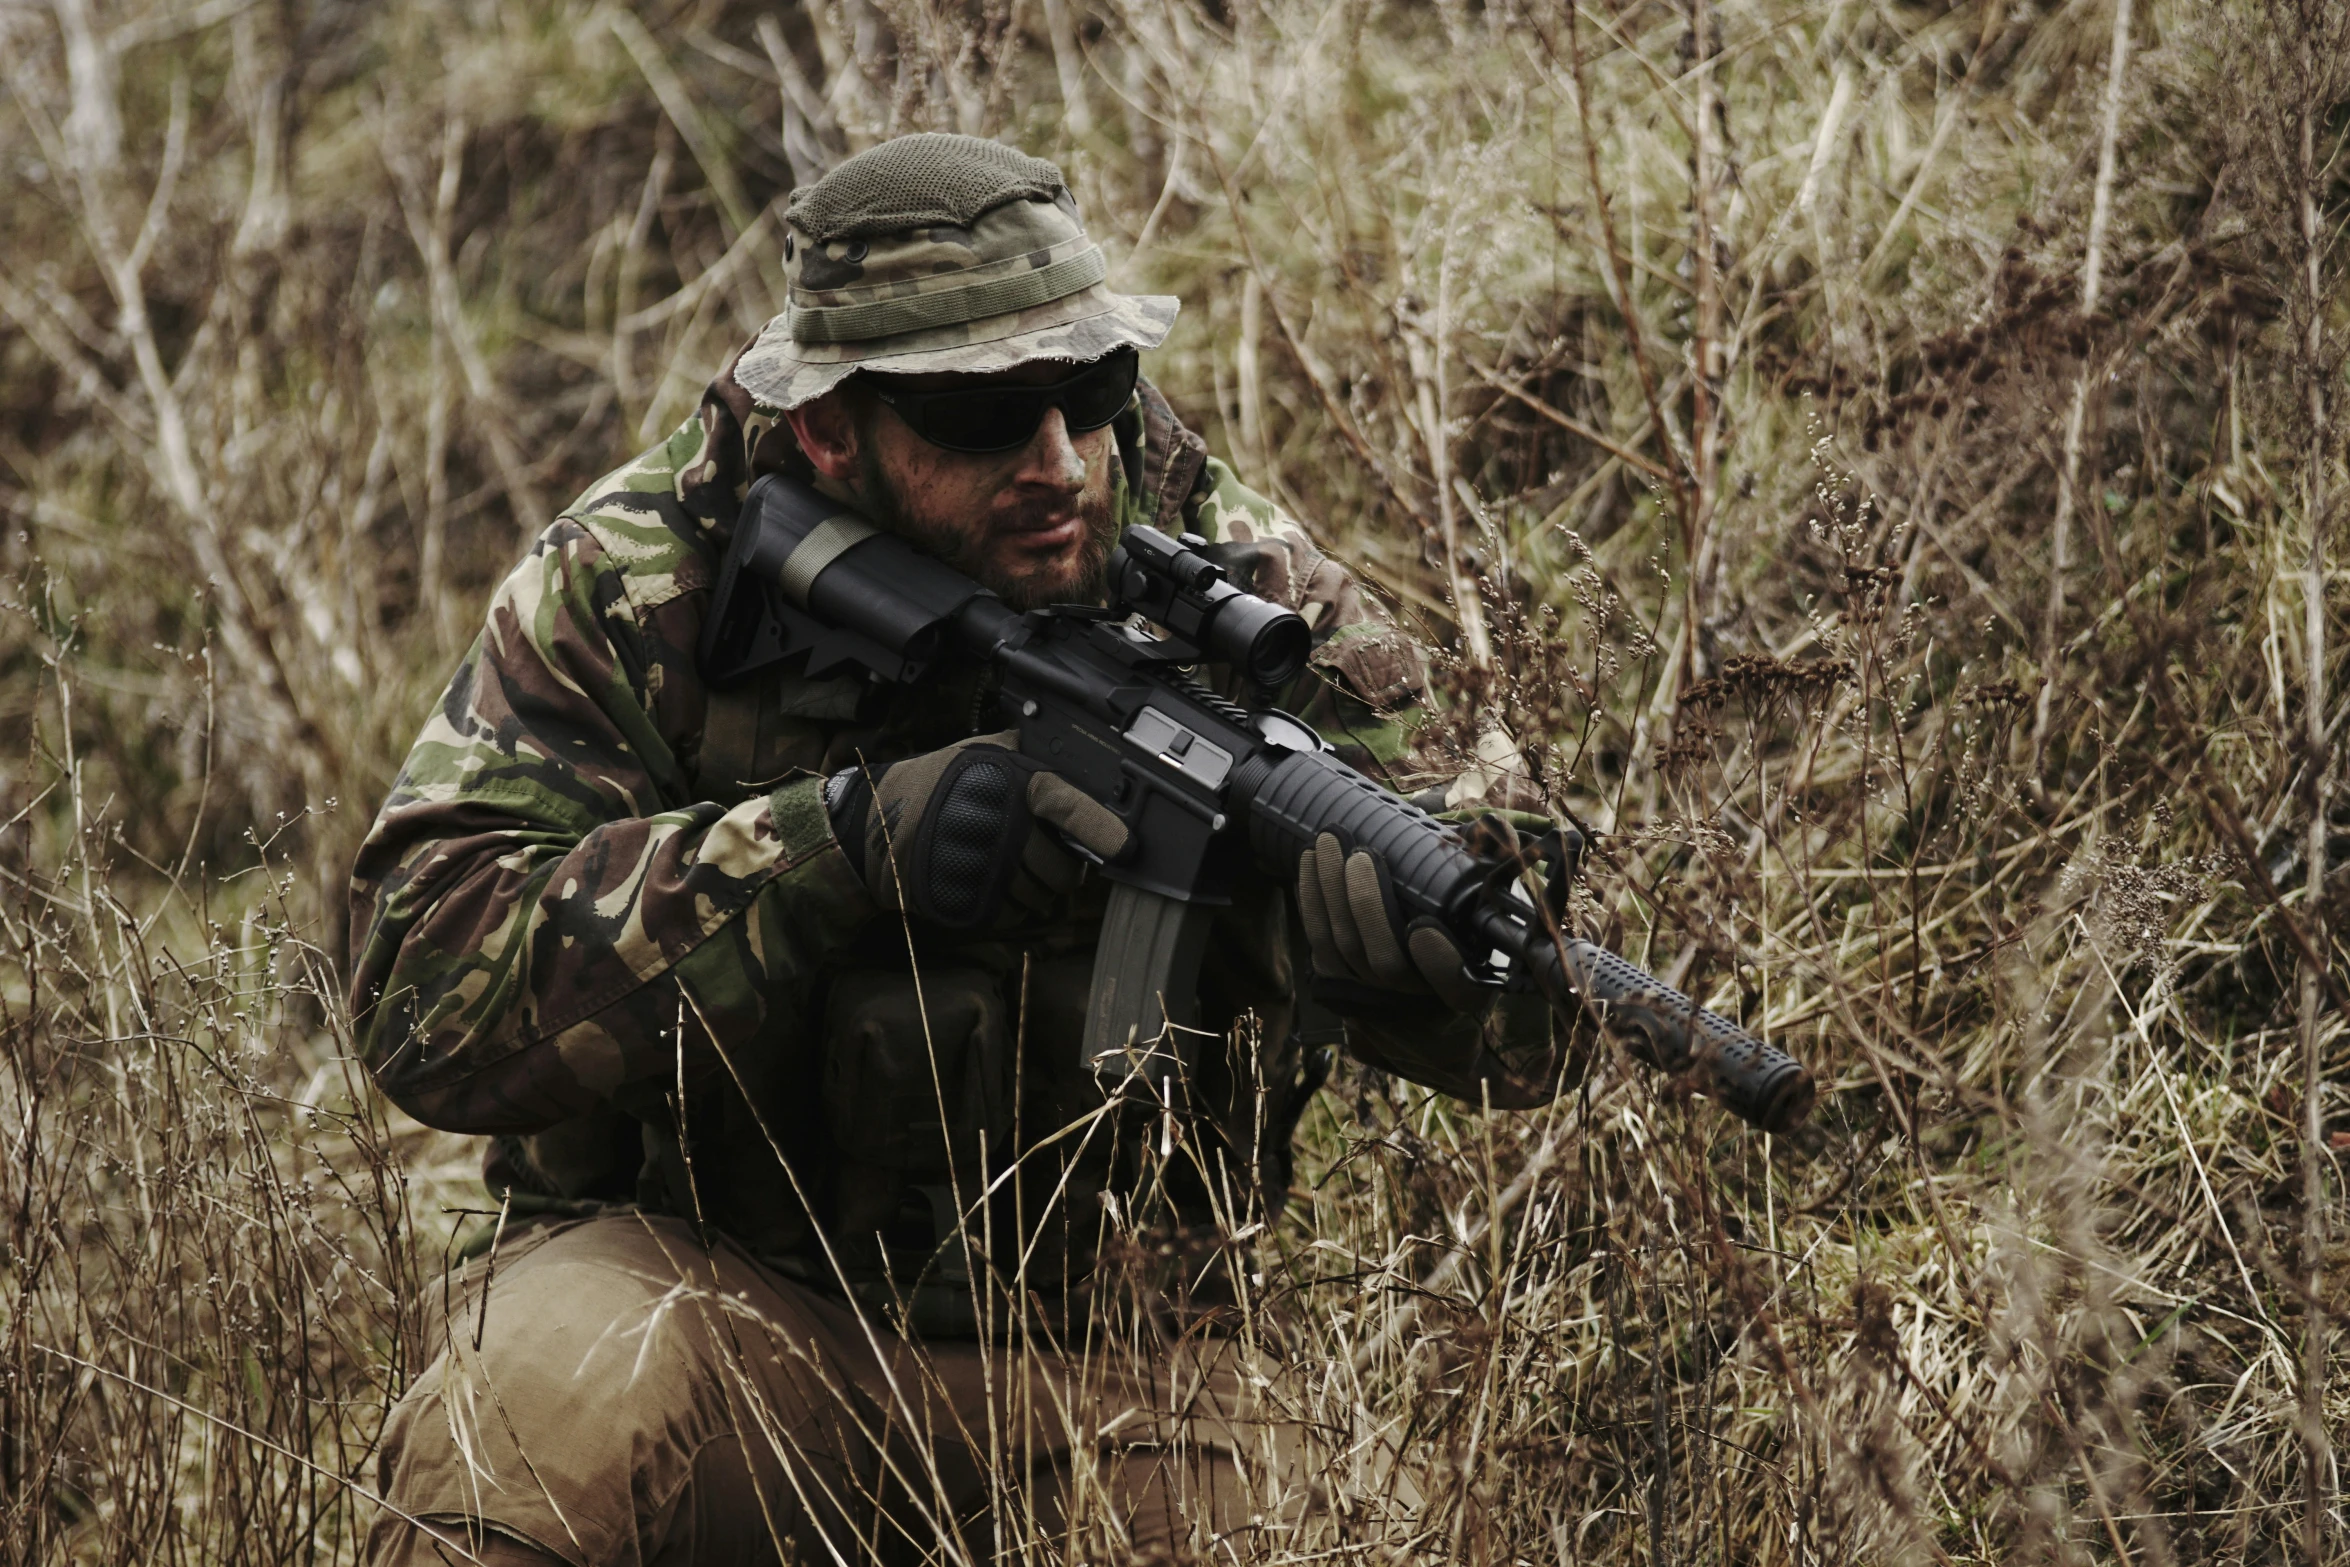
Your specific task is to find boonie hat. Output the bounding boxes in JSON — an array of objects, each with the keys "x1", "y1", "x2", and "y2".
[{"x1": 735, "y1": 134, "x2": 1178, "y2": 410}]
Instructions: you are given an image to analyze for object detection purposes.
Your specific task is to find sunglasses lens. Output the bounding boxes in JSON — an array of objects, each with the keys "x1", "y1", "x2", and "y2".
[
  {"x1": 1059, "y1": 350, "x2": 1141, "y2": 432},
  {"x1": 882, "y1": 349, "x2": 1144, "y2": 453},
  {"x1": 914, "y1": 393, "x2": 1044, "y2": 453}
]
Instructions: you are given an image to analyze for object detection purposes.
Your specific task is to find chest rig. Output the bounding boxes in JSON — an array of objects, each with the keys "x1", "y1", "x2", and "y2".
[{"x1": 689, "y1": 649, "x2": 1321, "y2": 1336}]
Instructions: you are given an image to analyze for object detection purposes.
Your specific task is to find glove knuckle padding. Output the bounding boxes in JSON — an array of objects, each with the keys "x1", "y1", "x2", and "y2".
[{"x1": 915, "y1": 750, "x2": 1025, "y2": 925}]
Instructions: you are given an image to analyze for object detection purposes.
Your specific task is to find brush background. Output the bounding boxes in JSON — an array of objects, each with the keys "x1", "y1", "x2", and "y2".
[{"x1": 3, "y1": 0, "x2": 2347, "y2": 1560}]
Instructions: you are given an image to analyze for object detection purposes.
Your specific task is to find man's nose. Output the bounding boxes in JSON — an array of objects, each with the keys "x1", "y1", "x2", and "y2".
[{"x1": 1013, "y1": 407, "x2": 1087, "y2": 492}]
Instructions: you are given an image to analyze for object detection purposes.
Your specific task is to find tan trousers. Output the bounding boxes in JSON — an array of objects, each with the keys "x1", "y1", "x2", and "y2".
[{"x1": 362, "y1": 1213, "x2": 1305, "y2": 1566}]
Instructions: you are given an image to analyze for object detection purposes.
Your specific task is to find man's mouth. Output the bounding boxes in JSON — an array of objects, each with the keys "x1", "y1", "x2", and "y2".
[{"x1": 996, "y1": 515, "x2": 1083, "y2": 551}]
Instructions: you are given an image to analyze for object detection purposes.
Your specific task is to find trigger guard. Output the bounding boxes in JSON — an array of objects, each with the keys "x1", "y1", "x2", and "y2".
[{"x1": 1049, "y1": 819, "x2": 1113, "y2": 868}]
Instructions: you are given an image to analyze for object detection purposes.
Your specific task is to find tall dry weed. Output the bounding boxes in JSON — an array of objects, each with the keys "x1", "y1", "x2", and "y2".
[
  {"x1": 2, "y1": 0, "x2": 2345, "y2": 1560},
  {"x1": 2, "y1": 640, "x2": 419, "y2": 1560}
]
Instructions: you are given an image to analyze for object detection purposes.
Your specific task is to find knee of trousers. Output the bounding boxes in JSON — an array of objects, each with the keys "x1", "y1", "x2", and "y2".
[{"x1": 364, "y1": 1213, "x2": 865, "y2": 1567}]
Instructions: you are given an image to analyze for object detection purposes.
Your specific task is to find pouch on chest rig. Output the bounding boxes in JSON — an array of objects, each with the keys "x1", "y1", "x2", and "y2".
[
  {"x1": 822, "y1": 967, "x2": 1012, "y2": 1336},
  {"x1": 694, "y1": 659, "x2": 869, "y2": 801}
]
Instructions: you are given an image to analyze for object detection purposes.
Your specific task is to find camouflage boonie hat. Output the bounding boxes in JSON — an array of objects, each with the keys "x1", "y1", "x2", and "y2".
[{"x1": 737, "y1": 134, "x2": 1179, "y2": 410}]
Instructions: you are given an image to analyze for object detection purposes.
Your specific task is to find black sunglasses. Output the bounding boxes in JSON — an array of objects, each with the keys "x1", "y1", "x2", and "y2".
[{"x1": 864, "y1": 349, "x2": 1140, "y2": 455}]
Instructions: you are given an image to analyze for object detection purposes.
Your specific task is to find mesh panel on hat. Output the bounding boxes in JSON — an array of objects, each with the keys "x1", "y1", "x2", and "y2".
[{"x1": 788, "y1": 134, "x2": 1069, "y2": 244}]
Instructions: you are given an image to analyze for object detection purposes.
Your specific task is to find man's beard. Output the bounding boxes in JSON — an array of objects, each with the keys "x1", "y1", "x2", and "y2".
[{"x1": 853, "y1": 445, "x2": 1120, "y2": 612}]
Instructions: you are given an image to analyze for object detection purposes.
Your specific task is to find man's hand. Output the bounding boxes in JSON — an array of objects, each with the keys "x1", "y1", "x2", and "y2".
[
  {"x1": 825, "y1": 732, "x2": 1130, "y2": 928},
  {"x1": 1295, "y1": 831, "x2": 1486, "y2": 1012},
  {"x1": 1298, "y1": 813, "x2": 1586, "y2": 1017}
]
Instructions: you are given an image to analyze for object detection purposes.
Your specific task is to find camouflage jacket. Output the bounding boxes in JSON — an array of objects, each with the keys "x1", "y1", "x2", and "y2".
[{"x1": 348, "y1": 358, "x2": 1558, "y2": 1308}]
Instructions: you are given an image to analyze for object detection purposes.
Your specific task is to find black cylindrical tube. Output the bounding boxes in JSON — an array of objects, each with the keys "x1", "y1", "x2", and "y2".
[
  {"x1": 1205, "y1": 592, "x2": 1310, "y2": 689},
  {"x1": 1530, "y1": 938, "x2": 1817, "y2": 1135}
]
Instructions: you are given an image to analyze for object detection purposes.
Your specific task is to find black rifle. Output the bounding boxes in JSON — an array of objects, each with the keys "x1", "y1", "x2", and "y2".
[{"x1": 702, "y1": 474, "x2": 1816, "y2": 1134}]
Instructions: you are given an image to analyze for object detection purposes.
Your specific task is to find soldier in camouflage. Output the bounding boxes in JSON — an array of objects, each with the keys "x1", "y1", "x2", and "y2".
[{"x1": 351, "y1": 134, "x2": 1561, "y2": 1566}]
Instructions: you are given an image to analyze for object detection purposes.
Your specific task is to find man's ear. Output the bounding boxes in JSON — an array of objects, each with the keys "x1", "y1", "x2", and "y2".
[{"x1": 782, "y1": 389, "x2": 861, "y2": 482}]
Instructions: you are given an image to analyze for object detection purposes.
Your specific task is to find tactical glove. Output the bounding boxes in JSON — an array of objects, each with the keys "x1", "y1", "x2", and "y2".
[
  {"x1": 825, "y1": 732, "x2": 1130, "y2": 929},
  {"x1": 1295, "y1": 831, "x2": 1488, "y2": 1013},
  {"x1": 1298, "y1": 814, "x2": 1583, "y2": 1017}
]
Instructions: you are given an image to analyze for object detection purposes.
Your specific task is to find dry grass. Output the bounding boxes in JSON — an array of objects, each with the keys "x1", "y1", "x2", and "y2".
[{"x1": 3, "y1": 0, "x2": 2347, "y2": 1560}]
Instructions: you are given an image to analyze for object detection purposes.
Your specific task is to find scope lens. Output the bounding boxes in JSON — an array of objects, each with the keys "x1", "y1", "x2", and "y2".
[{"x1": 1210, "y1": 594, "x2": 1310, "y2": 689}]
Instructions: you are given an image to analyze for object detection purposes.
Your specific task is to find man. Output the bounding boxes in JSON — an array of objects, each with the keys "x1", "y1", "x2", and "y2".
[{"x1": 351, "y1": 133, "x2": 1563, "y2": 1566}]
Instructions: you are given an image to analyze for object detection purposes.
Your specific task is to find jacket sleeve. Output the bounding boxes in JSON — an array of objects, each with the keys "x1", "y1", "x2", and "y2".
[
  {"x1": 1183, "y1": 458, "x2": 1433, "y2": 784},
  {"x1": 1182, "y1": 461, "x2": 1572, "y2": 1108},
  {"x1": 346, "y1": 517, "x2": 875, "y2": 1135}
]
